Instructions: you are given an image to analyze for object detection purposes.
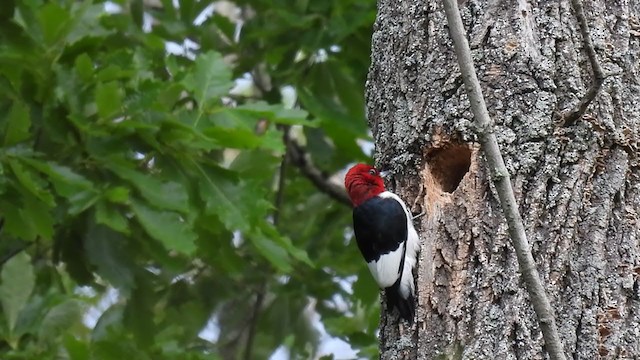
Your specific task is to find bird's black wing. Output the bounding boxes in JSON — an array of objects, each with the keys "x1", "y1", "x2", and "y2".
[
  {"x1": 353, "y1": 196, "x2": 415, "y2": 323},
  {"x1": 352, "y1": 196, "x2": 408, "y2": 263}
]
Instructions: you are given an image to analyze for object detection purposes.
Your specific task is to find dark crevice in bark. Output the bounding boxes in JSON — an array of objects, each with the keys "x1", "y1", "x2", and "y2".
[
  {"x1": 442, "y1": 76, "x2": 464, "y2": 99},
  {"x1": 561, "y1": 0, "x2": 606, "y2": 126},
  {"x1": 509, "y1": 321, "x2": 518, "y2": 359},
  {"x1": 573, "y1": 310, "x2": 584, "y2": 360}
]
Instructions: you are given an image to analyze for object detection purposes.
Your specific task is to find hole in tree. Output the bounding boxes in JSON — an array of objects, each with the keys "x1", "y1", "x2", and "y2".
[{"x1": 426, "y1": 143, "x2": 472, "y2": 193}]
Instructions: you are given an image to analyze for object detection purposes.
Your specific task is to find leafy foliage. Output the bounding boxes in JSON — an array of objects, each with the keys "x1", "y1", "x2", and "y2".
[{"x1": 0, "y1": 0, "x2": 378, "y2": 358}]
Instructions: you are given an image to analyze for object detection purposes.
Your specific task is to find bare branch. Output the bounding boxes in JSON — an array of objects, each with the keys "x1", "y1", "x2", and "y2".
[
  {"x1": 442, "y1": 1, "x2": 567, "y2": 359},
  {"x1": 272, "y1": 126, "x2": 291, "y2": 225},
  {"x1": 242, "y1": 284, "x2": 266, "y2": 360},
  {"x1": 286, "y1": 137, "x2": 352, "y2": 207},
  {"x1": 243, "y1": 128, "x2": 290, "y2": 360},
  {"x1": 561, "y1": 0, "x2": 606, "y2": 126}
]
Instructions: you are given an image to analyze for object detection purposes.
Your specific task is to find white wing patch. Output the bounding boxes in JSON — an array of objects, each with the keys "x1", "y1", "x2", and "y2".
[
  {"x1": 368, "y1": 191, "x2": 420, "y2": 298},
  {"x1": 401, "y1": 224, "x2": 419, "y2": 298},
  {"x1": 366, "y1": 243, "x2": 405, "y2": 288}
]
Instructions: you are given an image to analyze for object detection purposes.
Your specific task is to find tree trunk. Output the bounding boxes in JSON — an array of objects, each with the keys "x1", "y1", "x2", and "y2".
[{"x1": 366, "y1": 0, "x2": 640, "y2": 358}]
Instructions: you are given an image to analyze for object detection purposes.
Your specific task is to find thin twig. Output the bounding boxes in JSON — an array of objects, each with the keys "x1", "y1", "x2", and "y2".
[
  {"x1": 247, "y1": 60, "x2": 348, "y2": 207},
  {"x1": 242, "y1": 129, "x2": 290, "y2": 360},
  {"x1": 286, "y1": 138, "x2": 351, "y2": 206},
  {"x1": 272, "y1": 126, "x2": 290, "y2": 225},
  {"x1": 561, "y1": 0, "x2": 605, "y2": 126},
  {"x1": 242, "y1": 284, "x2": 266, "y2": 360},
  {"x1": 442, "y1": 1, "x2": 567, "y2": 359}
]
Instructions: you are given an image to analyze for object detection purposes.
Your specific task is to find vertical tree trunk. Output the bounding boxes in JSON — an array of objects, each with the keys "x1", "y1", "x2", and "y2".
[{"x1": 366, "y1": 0, "x2": 640, "y2": 358}]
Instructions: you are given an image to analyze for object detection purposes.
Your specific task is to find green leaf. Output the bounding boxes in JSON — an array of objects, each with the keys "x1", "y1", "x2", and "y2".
[
  {"x1": 4, "y1": 101, "x2": 31, "y2": 146},
  {"x1": 196, "y1": 165, "x2": 250, "y2": 232},
  {"x1": 0, "y1": 162, "x2": 7, "y2": 195},
  {"x1": 1, "y1": 200, "x2": 36, "y2": 240},
  {"x1": 130, "y1": 0, "x2": 144, "y2": 28},
  {"x1": 352, "y1": 266, "x2": 379, "y2": 306},
  {"x1": 123, "y1": 276, "x2": 154, "y2": 348},
  {"x1": 67, "y1": 189, "x2": 100, "y2": 215},
  {"x1": 23, "y1": 193, "x2": 55, "y2": 239},
  {"x1": 229, "y1": 149, "x2": 281, "y2": 179},
  {"x1": 0, "y1": 252, "x2": 35, "y2": 335},
  {"x1": 95, "y1": 81, "x2": 123, "y2": 119},
  {"x1": 38, "y1": 162, "x2": 93, "y2": 194},
  {"x1": 74, "y1": 53, "x2": 94, "y2": 82},
  {"x1": 202, "y1": 126, "x2": 263, "y2": 149},
  {"x1": 8, "y1": 159, "x2": 54, "y2": 206},
  {"x1": 37, "y1": 2, "x2": 71, "y2": 46},
  {"x1": 102, "y1": 187, "x2": 128, "y2": 205},
  {"x1": 108, "y1": 165, "x2": 189, "y2": 213},
  {"x1": 66, "y1": 3, "x2": 113, "y2": 44},
  {"x1": 259, "y1": 222, "x2": 314, "y2": 268},
  {"x1": 195, "y1": 166, "x2": 303, "y2": 270},
  {"x1": 96, "y1": 64, "x2": 130, "y2": 83},
  {"x1": 196, "y1": 219, "x2": 241, "y2": 274},
  {"x1": 200, "y1": 109, "x2": 284, "y2": 151},
  {"x1": 1, "y1": 191, "x2": 55, "y2": 241},
  {"x1": 91, "y1": 304, "x2": 124, "y2": 343},
  {"x1": 0, "y1": 0, "x2": 15, "y2": 22},
  {"x1": 19, "y1": 158, "x2": 96, "y2": 201},
  {"x1": 92, "y1": 339, "x2": 152, "y2": 360},
  {"x1": 131, "y1": 200, "x2": 197, "y2": 255},
  {"x1": 64, "y1": 334, "x2": 90, "y2": 360},
  {"x1": 276, "y1": 235, "x2": 313, "y2": 268},
  {"x1": 326, "y1": 62, "x2": 365, "y2": 120},
  {"x1": 250, "y1": 235, "x2": 291, "y2": 273},
  {"x1": 182, "y1": 51, "x2": 232, "y2": 115},
  {"x1": 236, "y1": 102, "x2": 314, "y2": 127},
  {"x1": 38, "y1": 299, "x2": 83, "y2": 344},
  {"x1": 298, "y1": 86, "x2": 367, "y2": 160},
  {"x1": 20, "y1": 158, "x2": 99, "y2": 216},
  {"x1": 85, "y1": 223, "x2": 135, "y2": 290},
  {"x1": 95, "y1": 200, "x2": 129, "y2": 234}
]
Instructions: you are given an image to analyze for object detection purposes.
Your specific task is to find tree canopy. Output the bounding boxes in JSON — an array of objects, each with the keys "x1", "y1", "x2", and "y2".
[{"x1": 0, "y1": 0, "x2": 379, "y2": 358}]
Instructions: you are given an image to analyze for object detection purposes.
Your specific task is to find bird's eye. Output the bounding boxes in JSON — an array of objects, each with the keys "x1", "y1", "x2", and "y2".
[{"x1": 368, "y1": 169, "x2": 377, "y2": 176}]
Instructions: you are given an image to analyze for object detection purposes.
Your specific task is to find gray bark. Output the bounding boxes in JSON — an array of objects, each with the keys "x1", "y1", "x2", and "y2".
[{"x1": 366, "y1": 0, "x2": 640, "y2": 359}]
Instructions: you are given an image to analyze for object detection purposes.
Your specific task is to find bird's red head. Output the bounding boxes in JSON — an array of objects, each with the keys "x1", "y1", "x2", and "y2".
[{"x1": 344, "y1": 164, "x2": 386, "y2": 207}]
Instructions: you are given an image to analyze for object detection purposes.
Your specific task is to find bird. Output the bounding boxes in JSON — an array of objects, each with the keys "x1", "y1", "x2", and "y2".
[{"x1": 344, "y1": 163, "x2": 420, "y2": 324}]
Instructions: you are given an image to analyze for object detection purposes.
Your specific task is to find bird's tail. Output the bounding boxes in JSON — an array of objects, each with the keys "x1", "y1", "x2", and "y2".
[{"x1": 385, "y1": 282, "x2": 415, "y2": 324}]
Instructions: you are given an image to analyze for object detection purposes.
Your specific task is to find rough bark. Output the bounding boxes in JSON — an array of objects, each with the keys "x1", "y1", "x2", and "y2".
[{"x1": 366, "y1": 0, "x2": 640, "y2": 359}]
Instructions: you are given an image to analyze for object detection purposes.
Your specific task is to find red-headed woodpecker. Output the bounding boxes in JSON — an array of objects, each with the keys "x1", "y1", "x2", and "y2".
[{"x1": 344, "y1": 163, "x2": 420, "y2": 324}]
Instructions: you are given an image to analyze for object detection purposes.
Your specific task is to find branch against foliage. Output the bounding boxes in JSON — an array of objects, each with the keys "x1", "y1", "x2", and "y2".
[
  {"x1": 242, "y1": 128, "x2": 289, "y2": 360},
  {"x1": 286, "y1": 137, "x2": 352, "y2": 207},
  {"x1": 441, "y1": 1, "x2": 567, "y2": 359},
  {"x1": 242, "y1": 283, "x2": 266, "y2": 359},
  {"x1": 561, "y1": 0, "x2": 606, "y2": 126}
]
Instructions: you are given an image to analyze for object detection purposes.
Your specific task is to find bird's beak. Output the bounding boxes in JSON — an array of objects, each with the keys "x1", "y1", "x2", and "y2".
[{"x1": 379, "y1": 170, "x2": 391, "y2": 180}]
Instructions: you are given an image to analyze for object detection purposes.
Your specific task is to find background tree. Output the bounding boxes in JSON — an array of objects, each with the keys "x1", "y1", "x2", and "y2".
[
  {"x1": 0, "y1": 0, "x2": 383, "y2": 358},
  {"x1": 368, "y1": 0, "x2": 640, "y2": 358}
]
